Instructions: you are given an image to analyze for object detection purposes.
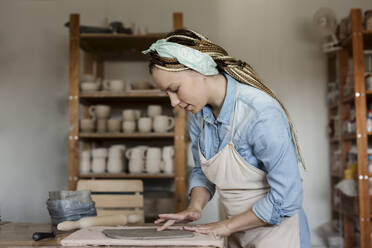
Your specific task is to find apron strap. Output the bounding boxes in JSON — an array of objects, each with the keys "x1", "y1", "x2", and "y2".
[{"x1": 229, "y1": 83, "x2": 240, "y2": 143}]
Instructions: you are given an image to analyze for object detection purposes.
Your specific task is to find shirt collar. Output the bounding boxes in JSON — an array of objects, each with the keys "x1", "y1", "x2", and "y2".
[{"x1": 201, "y1": 72, "x2": 237, "y2": 125}]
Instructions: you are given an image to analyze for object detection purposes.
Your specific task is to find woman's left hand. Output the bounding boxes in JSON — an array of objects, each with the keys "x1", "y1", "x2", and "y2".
[{"x1": 183, "y1": 220, "x2": 232, "y2": 237}]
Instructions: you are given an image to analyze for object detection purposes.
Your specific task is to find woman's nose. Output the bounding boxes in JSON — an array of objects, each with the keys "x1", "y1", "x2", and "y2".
[{"x1": 167, "y1": 92, "x2": 180, "y2": 107}]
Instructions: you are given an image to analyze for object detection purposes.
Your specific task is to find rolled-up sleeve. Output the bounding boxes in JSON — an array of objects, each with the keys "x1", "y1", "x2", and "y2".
[
  {"x1": 187, "y1": 113, "x2": 216, "y2": 200},
  {"x1": 249, "y1": 107, "x2": 303, "y2": 226}
]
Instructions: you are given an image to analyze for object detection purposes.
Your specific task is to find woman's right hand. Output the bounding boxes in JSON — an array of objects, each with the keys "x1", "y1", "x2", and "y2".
[{"x1": 155, "y1": 207, "x2": 202, "y2": 231}]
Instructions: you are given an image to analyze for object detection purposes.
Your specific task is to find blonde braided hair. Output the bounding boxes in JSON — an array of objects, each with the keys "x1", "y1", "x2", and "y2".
[{"x1": 147, "y1": 29, "x2": 305, "y2": 169}]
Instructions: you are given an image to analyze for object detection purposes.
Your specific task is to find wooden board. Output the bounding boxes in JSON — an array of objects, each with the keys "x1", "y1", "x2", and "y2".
[{"x1": 61, "y1": 226, "x2": 225, "y2": 247}]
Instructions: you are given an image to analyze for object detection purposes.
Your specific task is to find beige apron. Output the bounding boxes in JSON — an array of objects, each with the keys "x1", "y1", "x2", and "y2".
[{"x1": 198, "y1": 85, "x2": 300, "y2": 248}]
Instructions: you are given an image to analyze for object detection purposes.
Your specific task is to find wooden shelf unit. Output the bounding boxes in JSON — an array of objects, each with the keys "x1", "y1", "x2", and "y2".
[
  {"x1": 67, "y1": 13, "x2": 188, "y2": 213},
  {"x1": 327, "y1": 9, "x2": 372, "y2": 248}
]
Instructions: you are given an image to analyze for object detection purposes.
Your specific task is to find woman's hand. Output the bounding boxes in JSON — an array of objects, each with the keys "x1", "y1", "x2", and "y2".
[
  {"x1": 183, "y1": 220, "x2": 232, "y2": 237},
  {"x1": 155, "y1": 207, "x2": 202, "y2": 231}
]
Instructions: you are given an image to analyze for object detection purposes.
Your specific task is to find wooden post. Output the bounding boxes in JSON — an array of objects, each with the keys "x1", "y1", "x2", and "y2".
[
  {"x1": 351, "y1": 9, "x2": 371, "y2": 248},
  {"x1": 68, "y1": 14, "x2": 80, "y2": 190},
  {"x1": 172, "y1": 12, "x2": 187, "y2": 212}
]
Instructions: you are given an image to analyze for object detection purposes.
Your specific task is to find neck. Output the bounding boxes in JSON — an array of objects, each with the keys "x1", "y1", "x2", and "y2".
[{"x1": 206, "y1": 73, "x2": 228, "y2": 118}]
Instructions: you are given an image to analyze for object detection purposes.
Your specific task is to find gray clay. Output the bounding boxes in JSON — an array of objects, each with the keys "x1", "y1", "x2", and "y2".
[{"x1": 103, "y1": 228, "x2": 195, "y2": 240}]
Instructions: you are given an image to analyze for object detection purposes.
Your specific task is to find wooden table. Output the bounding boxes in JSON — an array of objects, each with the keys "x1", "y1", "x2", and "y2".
[{"x1": 0, "y1": 222, "x2": 220, "y2": 247}]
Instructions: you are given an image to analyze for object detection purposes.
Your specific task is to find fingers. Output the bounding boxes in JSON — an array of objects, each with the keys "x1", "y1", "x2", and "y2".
[
  {"x1": 154, "y1": 218, "x2": 167, "y2": 224},
  {"x1": 157, "y1": 219, "x2": 176, "y2": 231},
  {"x1": 183, "y1": 225, "x2": 210, "y2": 235},
  {"x1": 158, "y1": 213, "x2": 186, "y2": 220}
]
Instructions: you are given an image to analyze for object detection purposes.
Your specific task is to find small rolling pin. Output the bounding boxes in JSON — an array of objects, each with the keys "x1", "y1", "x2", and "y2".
[{"x1": 57, "y1": 214, "x2": 142, "y2": 231}]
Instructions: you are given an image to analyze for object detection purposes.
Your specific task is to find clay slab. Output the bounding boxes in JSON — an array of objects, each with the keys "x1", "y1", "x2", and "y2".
[{"x1": 103, "y1": 228, "x2": 194, "y2": 239}]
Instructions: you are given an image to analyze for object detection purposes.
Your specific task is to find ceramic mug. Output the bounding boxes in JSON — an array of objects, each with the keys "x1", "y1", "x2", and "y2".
[
  {"x1": 92, "y1": 148, "x2": 108, "y2": 158},
  {"x1": 108, "y1": 119, "x2": 121, "y2": 132},
  {"x1": 122, "y1": 109, "x2": 136, "y2": 121},
  {"x1": 107, "y1": 158, "x2": 123, "y2": 173},
  {"x1": 126, "y1": 147, "x2": 146, "y2": 161},
  {"x1": 162, "y1": 146, "x2": 174, "y2": 160},
  {"x1": 80, "y1": 159, "x2": 91, "y2": 173},
  {"x1": 128, "y1": 159, "x2": 144, "y2": 173},
  {"x1": 92, "y1": 158, "x2": 106, "y2": 173},
  {"x1": 153, "y1": 115, "x2": 174, "y2": 133},
  {"x1": 80, "y1": 119, "x2": 95, "y2": 132},
  {"x1": 89, "y1": 105, "x2": 111, "y2": 119},
  {"x1": 145, "y1": 147, "x2": 162, "y2": 173},
  {"x1": 138, "y1": 117, "x2": 152, "y2": 133},
  {"x1": 103, "y1": 79, "x2": 125, "y2": 92},
  {"x1": 96, "y1": 119, "x2": 108, "y2": 133},
  {"x1": 147, "y1": 105, "x2": 162, "y2": 117},
  {"x1": 81, "y1": 150, "x2": 91, "y2": 159},
  {"x1": 81, "y1": 81, "x2": 99, "y2": 92},
  {"x1": 109, "y1": 145, "x2": 126, "y2": 158},
  {"x1": 122, "y1": 121, "x2": 136, "y2": 133}
]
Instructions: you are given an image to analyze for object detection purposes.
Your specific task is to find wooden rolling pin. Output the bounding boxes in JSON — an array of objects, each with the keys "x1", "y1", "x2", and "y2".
[{"x1": 57, "y1": 214, "x2": 142, "y2": 231}]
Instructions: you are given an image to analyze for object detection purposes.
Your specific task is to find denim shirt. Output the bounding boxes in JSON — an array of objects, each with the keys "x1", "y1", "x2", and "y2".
[{"x1": 188, "y1": 73, "x2": 311, "y2": 247}]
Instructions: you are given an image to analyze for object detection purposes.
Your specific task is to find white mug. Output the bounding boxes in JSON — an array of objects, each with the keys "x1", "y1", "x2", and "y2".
[
  {"x1": 103, "y1": 79, "x2": 125, "y2": 92},
  {"x1": 92, "y1": 148, "x2": 108, "y2": 158},
  {"x1": 81, "y1": 150, "x2": 91, "y2": 159},
  {"x1": 162, "y1": 146, "x2": 174, "y2": 160},
  {"x1": 122, "y1": 109, "x2": 136, "y2": 121},
  {"x1": 108, "y1": 119, "x2": 121, "y2": 132},
  {"x1": 162, "y1": 160, "x2": 174, "y2": 174},
  {"x1": 109, "y1": 145, "x2": 126, "y2": 158},
  {"x1": 145, "y1": 148, "x2": 162, "y2": 173},
  {"x1": 89, "y1": 105, "x2": 111, "y2": 119},
  {"x1": 128, "y1": 159, "x2": 144, "y2": 173},
  {"x1": 126, "y1": 147, "x2": 146, "y2": 161},
  {"x1": 79, "y1": 156, "x2": 91, "y2": 174},
  {"x1": 138, "y1": 117, "x2": 152, "y2": 133},
  {"x1": 122, "y1": 121, "x2": 136, "y2": 133},
  {"x1": 92, "y1": 158, "x2": 106, "y2": 173},
  {"x1": 153, "y1": 115, "x2": 174, "y2": 133},
  {"x1": 147, "y1": 105, "x2": 162, "y2": 117},
  {"x1": 107, "y1": 158, "x2": 123, "y2": 173}
]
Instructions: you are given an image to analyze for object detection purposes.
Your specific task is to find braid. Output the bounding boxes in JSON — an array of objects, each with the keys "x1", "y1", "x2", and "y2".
[{"x1": 148, "y1": 29, "x2": 306, "y2": 169}]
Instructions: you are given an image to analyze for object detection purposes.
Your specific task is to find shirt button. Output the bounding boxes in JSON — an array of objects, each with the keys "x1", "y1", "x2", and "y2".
[{"x1": 276, "y1": 201, "x2": 281, "y2": 206}]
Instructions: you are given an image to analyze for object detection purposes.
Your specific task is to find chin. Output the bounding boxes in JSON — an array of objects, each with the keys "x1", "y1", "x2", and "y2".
[{"x1": 190, "y1": 108, "x2": 201, "y2": 114}]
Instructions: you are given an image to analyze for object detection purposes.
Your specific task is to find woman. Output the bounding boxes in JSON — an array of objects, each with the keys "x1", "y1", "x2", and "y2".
[{"x1": 142, "y1": 29, "x2": 311, "y2": 248}]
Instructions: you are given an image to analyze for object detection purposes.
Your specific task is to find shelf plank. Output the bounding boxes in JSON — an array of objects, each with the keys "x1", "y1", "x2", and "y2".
[
  {"x1": 79, "y1": 173, "x2": 174, "y2": 179},
  {"x1": 80, "y1": 91, "x2": 167, "y2": 98},
  {"x1": 79, "y1": 33, "x2": 167, "y2": 61},
  {"x1": 79, "y1": 132, "x2": 174, "y2": 139},
  {"x1": 79, "y1": 91, "x2": 170, "y2": 104}
]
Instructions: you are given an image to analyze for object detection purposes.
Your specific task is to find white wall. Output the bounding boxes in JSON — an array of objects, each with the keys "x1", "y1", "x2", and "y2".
[{"x1": 1, "y1": 0, "x2": 372, "y2": 246}]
